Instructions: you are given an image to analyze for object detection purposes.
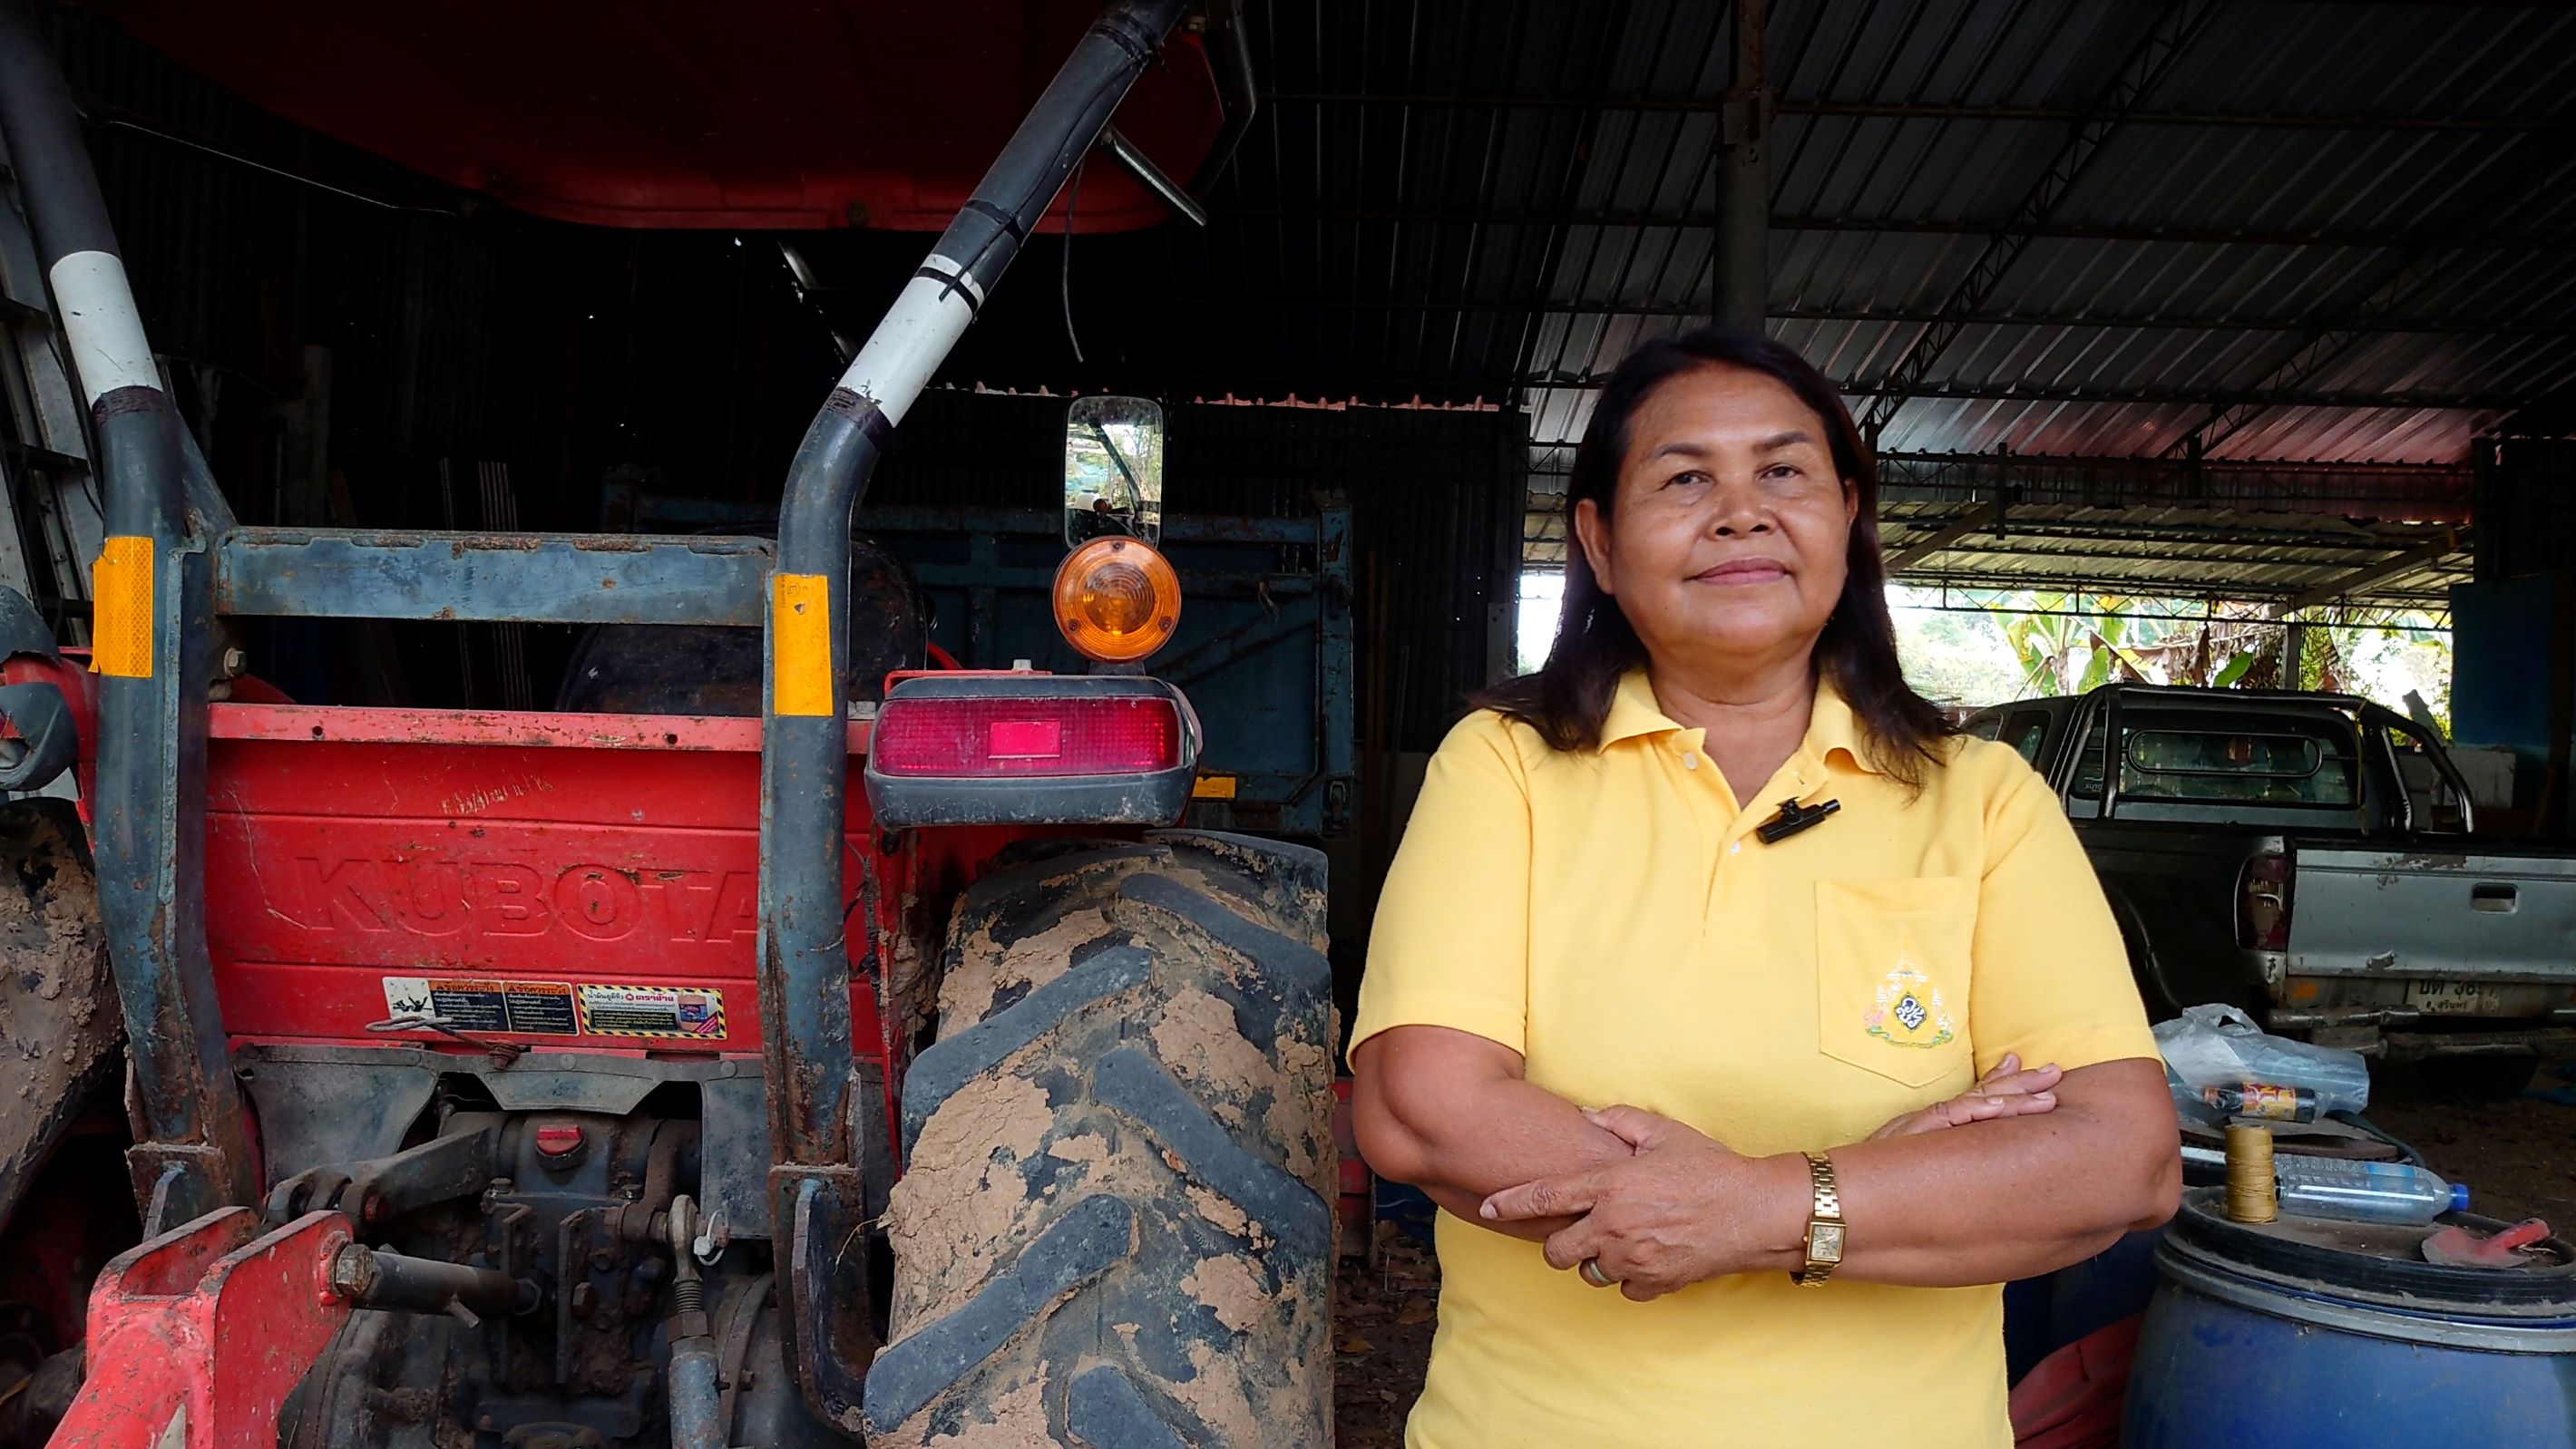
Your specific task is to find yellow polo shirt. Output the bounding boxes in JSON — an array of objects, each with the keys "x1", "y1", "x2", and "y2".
[{"x1": 1352, "y1": 671, "x2": 2158, "y2": 1449}]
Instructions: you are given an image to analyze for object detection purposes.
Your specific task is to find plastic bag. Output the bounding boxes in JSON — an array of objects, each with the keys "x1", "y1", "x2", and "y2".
[{"x1": 2154, "y1": 1003, "x2": 2370, "y2": 1115}]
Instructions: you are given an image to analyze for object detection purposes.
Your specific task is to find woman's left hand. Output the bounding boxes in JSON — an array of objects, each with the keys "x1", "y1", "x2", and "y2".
[
  {"x1": 1478, "y1": 1106, "x2": 1799, "y2": 1302},
  {"x1": 1869, "y1": 1053, "x2": 2062, "y2": 1141}
]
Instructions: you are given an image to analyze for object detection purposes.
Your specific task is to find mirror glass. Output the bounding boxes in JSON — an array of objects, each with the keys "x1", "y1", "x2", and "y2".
[{"x1": 1064, "y1": 395, "x2": 1165, "y2": 545}]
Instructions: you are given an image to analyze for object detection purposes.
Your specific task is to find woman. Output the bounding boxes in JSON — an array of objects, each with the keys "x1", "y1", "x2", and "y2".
[{"x1": 1350, "y1": 326, "x2": 2180, "y2": 1449}]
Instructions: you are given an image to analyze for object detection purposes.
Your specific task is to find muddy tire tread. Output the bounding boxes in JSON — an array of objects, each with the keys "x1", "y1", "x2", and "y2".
[{"x1": 867, "y1": 835, "x2": 1333, "y2": 1448}]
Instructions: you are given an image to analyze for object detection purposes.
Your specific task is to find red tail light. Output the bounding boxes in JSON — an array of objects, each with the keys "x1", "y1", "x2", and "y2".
[
  {"x1": 871, "y1": 695, "x2": 1180, "y2": 778},
  {"x1": 2238, "y1": 851, "x2": 2291, "y2": 951}
]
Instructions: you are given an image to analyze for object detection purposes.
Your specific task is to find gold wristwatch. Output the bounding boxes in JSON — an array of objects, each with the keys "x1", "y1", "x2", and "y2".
[{"x1": 1792, "y1": 1151, "x2": 1844, "y2": 1287}]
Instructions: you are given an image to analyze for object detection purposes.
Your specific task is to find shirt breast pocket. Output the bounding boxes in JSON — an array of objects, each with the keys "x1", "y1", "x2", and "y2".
[{"x1": 1815, "y1": 877, "x2": 1976, "y2": 1089}]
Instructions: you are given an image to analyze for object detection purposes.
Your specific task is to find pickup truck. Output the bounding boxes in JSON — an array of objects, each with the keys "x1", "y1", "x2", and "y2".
[{"x1": 1965, "y1": 685, "x2": 2576, "y2": 1096}]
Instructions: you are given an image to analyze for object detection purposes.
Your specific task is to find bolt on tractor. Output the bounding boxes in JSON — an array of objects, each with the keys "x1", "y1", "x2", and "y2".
[{"x1": 0, "y1": 2, "x2": 1338, "y2": 1444}]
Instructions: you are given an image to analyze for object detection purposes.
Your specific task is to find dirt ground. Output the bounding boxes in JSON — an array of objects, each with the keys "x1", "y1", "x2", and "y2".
[
  {"x1": 2362, "y1": 1057, "x2": 2576, "y2": 1230},
  {"x1": 1332, "y1": 1227, "x2": 1439, "y2": 1449},
  {"x1": 1327, "y1": 1057, "x2": 2576, "y2": 1443}
]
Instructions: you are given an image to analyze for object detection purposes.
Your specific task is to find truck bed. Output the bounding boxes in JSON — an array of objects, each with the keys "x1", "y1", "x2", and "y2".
[{"x1": 2288, "y1": 841, "x2": 2576, "y2": 985}]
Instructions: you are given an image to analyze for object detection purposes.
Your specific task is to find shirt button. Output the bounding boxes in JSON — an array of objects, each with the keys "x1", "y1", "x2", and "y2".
[
  {"x1": 1730, "y1": 841, "x2": 1742, "y2": 856},
  {"x1": 1682, "y1": 752, "x2": 1701, "y2": 770}
]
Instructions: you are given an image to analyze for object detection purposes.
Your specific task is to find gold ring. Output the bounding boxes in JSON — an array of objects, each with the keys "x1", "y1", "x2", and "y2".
[{"x1": 1579, "y1": 1258, "x2": 1616, "y2": 1289}]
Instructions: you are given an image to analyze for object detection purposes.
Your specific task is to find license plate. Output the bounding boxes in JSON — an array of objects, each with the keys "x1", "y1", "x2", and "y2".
[{"x1": 2406, "y1": 980, "x2": 2506, "y2": 1016}]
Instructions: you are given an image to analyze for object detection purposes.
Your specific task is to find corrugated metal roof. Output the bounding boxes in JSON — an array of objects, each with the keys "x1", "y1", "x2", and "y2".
[
  {"x1": 778, "y1": 3, "x2": 2575, "y2": 474},
  {"x1": 1139, "y1": 0, "x2": 2572, "y2": 584}
]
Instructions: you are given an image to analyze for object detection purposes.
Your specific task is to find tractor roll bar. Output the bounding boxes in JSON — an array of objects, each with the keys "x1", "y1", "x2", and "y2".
[
  {"x1": 0, "y1": 0, "x2": 258, "y2": 1228},
  {"x1": 756, "y1": 0, "x2": 1189, "y2": 1426}
]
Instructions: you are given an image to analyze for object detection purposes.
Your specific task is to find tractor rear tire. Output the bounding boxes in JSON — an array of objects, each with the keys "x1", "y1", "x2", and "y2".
[
  {"x1": 0, "y1": 798, "x2": 116, "y2": 1238},
  {"x1": 864, "y1": 832, "x2": 1335, "y2": 1448}
]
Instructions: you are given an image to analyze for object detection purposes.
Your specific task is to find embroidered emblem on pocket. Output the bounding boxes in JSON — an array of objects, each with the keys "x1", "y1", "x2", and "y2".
[{"x1": 1864, "y1": 958, "x2": 1954, "y2": 1048}]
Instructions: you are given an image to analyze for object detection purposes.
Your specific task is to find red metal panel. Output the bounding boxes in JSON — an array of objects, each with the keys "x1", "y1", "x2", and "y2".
[
  {"x1": 203, "y1": 703, "x2": 885, "y2": 1061},
  {"x1": 51, "y1": 1208, "x2": 354, "y2": 1449},
  {"x1": 93, "y1": 1, "x2": 1224, "y2": 232}
]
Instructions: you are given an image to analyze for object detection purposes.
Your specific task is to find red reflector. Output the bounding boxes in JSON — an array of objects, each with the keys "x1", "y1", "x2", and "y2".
[
  {"x1": 988, "y1": 718, "x2": 1064, "y2": 759},
  {"x1": 873, "y1": 695, "x2": 1179, "y2": 777},
  {"x1": 534, "y1": 1123, "x2": 584, "y2": 1158},
  {"x1": 2238, "y1": 851, "x2": 2291, "y2": 951}
]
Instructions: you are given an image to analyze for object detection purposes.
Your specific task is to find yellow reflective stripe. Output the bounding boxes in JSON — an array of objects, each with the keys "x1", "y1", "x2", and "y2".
[
  {"x1": 90, "y1": 535, "x2": 154, "y2": 678},
  {"x1": 770, "y1": 573, "x2": 834, "y2": 717}
]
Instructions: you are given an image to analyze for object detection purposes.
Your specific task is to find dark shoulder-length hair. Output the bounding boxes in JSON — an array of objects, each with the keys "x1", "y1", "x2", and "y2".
[{"x1": 1478, "y1": 325, "x2": 1955, "y2": 784}]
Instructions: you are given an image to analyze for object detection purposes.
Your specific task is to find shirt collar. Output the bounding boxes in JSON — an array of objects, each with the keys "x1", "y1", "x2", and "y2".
[
  {"x1": 1803, "y1": 679, "x2": 1883, "y2": 776},
  {"x1": 1597, "y1": 668, "x2": 1884, "y2": 776},
  {"x1": 1598, "y1": 668, "x2": 1685, "y2": 748}
]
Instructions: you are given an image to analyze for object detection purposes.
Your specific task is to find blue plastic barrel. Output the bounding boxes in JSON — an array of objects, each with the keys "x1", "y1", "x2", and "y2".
[{"x1": 2125, "y1": 1189, "x2": 2576, "y2": 1447}]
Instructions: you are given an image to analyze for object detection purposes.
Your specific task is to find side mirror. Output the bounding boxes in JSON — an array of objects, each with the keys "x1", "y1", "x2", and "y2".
[{"x1": 1063, "y1": 395, "x2": 1164, "y2": 547}]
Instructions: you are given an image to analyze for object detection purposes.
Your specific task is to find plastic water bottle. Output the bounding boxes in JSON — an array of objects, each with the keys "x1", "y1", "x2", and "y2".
[{"x1": 2275, "y1": 1156, "x2": 2470, "y2": 1226}]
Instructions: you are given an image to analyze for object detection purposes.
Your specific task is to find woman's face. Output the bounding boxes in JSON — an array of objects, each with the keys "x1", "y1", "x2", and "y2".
[{"x1": 1573, "y1": 364, "x2": 1858, "y2": 675}]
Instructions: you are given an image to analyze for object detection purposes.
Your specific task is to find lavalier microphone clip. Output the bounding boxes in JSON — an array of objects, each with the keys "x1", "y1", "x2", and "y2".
[{"x1": 1756, "y1": 796, "x2": 1841, "y2": 845}]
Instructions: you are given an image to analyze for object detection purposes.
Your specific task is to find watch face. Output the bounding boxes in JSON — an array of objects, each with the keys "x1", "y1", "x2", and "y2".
[{"x1": 1810, "y1": 1223, "x2": 1846, "y2": 1262}]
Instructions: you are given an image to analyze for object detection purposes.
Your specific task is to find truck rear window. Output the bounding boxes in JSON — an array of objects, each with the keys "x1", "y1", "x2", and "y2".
[{"x1": 2072, "y1": 721, "x2": 2359, "y2": 807}]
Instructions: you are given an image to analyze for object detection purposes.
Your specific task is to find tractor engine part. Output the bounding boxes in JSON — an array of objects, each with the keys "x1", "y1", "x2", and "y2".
[
  {"x1": 662, "y1": 1196, "x2": 724, "y2": 1449},
  {"x1": 327, "y1": 1247, "x2": 538, "y2": 1324},
  {"x1": 261, "y1": 1107, "x2": 836, "y2": 1449}
]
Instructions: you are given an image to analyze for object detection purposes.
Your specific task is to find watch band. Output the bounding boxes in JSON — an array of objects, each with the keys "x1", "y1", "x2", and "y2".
[{"x1": 1793, "y1": 1151, "x2": 1845, "y2": 1288}]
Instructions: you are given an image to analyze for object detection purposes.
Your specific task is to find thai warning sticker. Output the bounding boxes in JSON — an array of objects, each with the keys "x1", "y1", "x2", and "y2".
[
  {"x1": 576, "y1": 984, "x2": 729, "y2": 1041},
  {"x1": 381, "y1": 977, "x2": 577, "y2": 1036}
]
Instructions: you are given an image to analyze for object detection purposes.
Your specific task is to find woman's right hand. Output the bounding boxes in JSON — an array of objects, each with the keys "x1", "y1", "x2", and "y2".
[{"x1": 1869, "y1": 1054, "x2": 2063, "y2": 1141}]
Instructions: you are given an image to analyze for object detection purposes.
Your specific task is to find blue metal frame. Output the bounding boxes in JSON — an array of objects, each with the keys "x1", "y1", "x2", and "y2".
[
  {"x1": 216, "y1": 528, "x2": 775, "y2": 627},
  {"x1": 603, "y1": 485, "x2": 1361, "y2": 838}
]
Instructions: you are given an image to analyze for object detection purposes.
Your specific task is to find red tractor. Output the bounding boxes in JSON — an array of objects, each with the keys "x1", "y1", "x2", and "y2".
[{"x1": 0, "y1": 3, "x2": 1335, "y2": 1445}]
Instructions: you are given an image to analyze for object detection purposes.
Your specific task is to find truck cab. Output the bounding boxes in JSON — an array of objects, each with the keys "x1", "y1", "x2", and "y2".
[{"x1": 1969, "y1": 685, "x2": 2576, "y2": 1092}]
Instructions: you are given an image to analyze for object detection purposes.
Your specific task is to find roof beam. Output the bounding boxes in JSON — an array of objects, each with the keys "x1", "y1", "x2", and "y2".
[
  {"x1": 1898, "y1": 566, "x2": 2459, "y2": 608},
  {"x1": 1875, "y1": 452, "x2": 2470, "y2": 483},
  {"x1": 1853, "y1": 0, "x2": 2221, "y2": 441},
  {"x1": 1884, "y1": 520, "x2": 2454, "y2": 556},
  {"x1": 1164, "y1": 296, "x2": 2576, "y2": 338},
  {"x1": 1257, "y1": 92, "x2": 2555, "y2": 133},
  {"x1": 2281, "y1": 530, "x2": 2470, "y2": 613},
  {"x1": 1204, "y1": 209, "x2": 2570, "y2": 252},
  {"x1": 1524, "y1": 374, "x2": 2523, "y2": 412},
  {"x1": 1781, "y1": 215, "x2": 2571, "y2": 252},
  {"x1": 1781, "y1": 306, "x2": 2571, "y2": 337},
  {"x1": 1841, "y1": 380, "x2": 2508, "y2": 412},
  {"x1": 1887, "y1": 499, "x2": 2006, "y2": 570}
]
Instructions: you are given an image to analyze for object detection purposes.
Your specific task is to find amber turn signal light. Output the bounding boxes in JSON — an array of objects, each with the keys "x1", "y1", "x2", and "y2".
[{"x1": 1052, "y1": 536, "x2": 1181, "y2": 663}]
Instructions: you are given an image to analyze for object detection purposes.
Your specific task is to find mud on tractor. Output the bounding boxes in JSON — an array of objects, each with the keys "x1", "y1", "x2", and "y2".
[{"x1": 0, "y1": 3, "x2": 1336, "y2": 1444}]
